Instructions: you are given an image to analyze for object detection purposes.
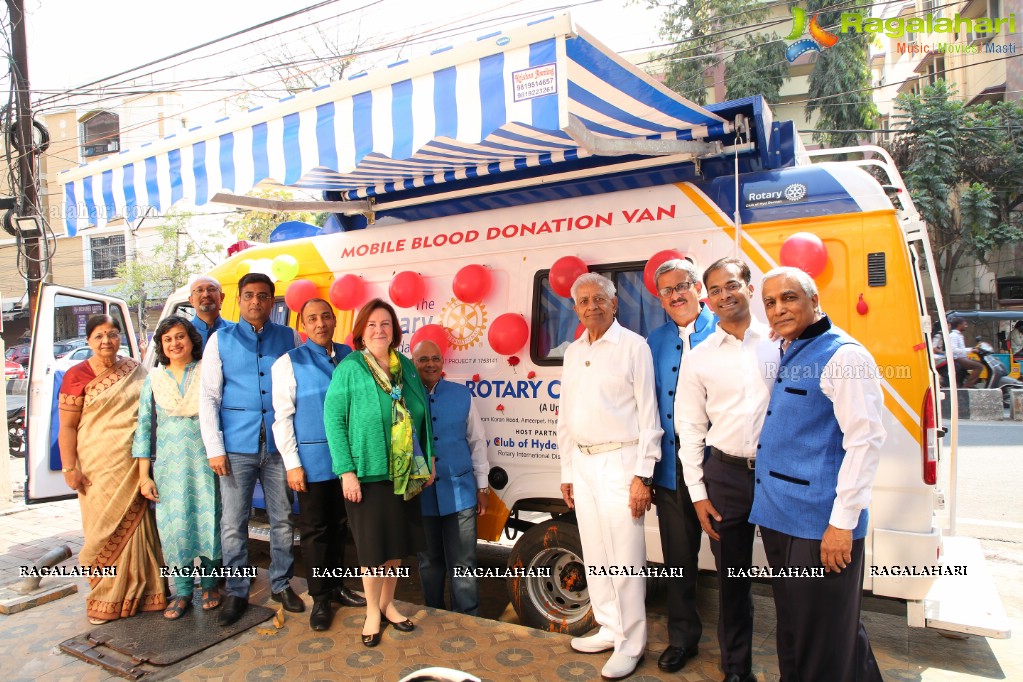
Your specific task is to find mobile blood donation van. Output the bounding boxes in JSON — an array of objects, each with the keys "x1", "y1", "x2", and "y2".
[{"x1": 26, "y1": 15, "x2": 1007, "y2": 640}]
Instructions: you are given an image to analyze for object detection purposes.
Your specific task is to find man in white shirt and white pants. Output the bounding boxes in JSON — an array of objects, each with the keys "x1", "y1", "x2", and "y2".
[
  {"x1": 558, "y1": 273, "x2": 662, "y2": 680},
  {"x1": 676, "y1": 257, "x2": 778, "y2": 682}
]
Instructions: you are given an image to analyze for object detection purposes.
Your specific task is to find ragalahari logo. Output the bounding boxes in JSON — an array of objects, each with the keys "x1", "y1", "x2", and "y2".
[{"x1": 785, "y1": 7, "x2": 840, "y2": 62}]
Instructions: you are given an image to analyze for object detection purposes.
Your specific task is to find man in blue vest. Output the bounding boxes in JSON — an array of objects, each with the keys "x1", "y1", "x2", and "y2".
[
  {"x1": 272, "y1": 298, "x2": 366, "y2": 631},
  {"x1": 753, "y1": 266, "x2": 885, "y2": 682},
  {"x1": 412, "y1": 339, "x2": 490, "y2": 615},
  {"x1": 645, "y1": 258, "x2": 716, "y2": 673},
  {"x1": 189, "y1": 275, "x2": 233, "y2": 350},
  {"x1": 200, "y1": 272, "x2": 302, "y2": 627}
]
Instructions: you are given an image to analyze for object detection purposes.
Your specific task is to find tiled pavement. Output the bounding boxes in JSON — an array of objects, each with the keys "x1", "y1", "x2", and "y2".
[{"x1": 1, "y1": 499, "x2": 1021, "y2": 681}]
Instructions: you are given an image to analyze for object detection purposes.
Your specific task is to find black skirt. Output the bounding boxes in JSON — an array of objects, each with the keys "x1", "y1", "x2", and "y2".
[{"x1": 345, "y1": 480, "x2": 426, "y2": 568}]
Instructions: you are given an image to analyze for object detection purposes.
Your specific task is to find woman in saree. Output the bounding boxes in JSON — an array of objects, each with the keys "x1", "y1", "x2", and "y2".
[
  {"x1": 134, "y1": 316, "x2": 222, "y2": 619},
  {"x1": 58, "y1": 314, "x2": 166, "y2": 624}
]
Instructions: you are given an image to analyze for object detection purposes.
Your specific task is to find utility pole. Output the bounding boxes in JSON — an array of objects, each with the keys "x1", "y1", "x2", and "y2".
[{"x1": 8, "y1": 0, "x2": 42, "y2": 328}]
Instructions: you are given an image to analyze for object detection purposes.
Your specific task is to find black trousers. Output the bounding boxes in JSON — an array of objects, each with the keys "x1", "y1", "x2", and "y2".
[
  {"x1": 761, "y1": 528, "x2": 883, "y2": 682},
  {"x1": 297, "y1": 478, "x2": 350, "y2": 601},
  {"x1": 654, "y1": 467, "x2": 702, "y2": 650},
  {"x1": 704, "y1": 455, "x2": 756, "y2": 676}
]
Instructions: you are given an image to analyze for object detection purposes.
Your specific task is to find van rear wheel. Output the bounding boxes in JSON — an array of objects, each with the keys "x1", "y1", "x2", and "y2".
[{"x1": 506, "y1": 518, "x2": 596, "y2": 635}]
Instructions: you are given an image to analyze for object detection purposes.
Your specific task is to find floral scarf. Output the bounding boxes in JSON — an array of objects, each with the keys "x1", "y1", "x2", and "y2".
[
  {"x1": 362, "y1": 349, "x2": 430, "y2": 499},
  {"x1": 149, "y1": 361, "x2": 200, "y2": 417}
]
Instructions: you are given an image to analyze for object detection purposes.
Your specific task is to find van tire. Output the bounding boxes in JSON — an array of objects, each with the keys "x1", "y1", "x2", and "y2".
[{"x1": 506, "y1": 518, "x2": 596, "y2": 635}]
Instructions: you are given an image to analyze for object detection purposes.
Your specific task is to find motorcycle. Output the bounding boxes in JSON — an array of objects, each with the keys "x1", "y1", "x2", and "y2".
[
  {"x1": 937, "y1": 338, "x2": 1023, "y2": 407},
  {"x1": 8, "y1": 393, "x2": 25, "y2": 457}
]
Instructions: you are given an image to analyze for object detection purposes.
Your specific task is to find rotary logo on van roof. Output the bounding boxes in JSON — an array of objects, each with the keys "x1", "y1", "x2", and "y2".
[
  {"x1": 439, "y1": 298, "x2": 489, "y2": 350},
  {"x1": 745, "y1": 183, "x2": 809, "y2": 209}
]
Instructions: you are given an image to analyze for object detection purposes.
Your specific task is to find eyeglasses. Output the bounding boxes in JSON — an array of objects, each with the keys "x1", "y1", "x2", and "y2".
[
  {"x1": 658, "y1": 281, "x2": 694, "y2": 298},
  {"x1": 91, "y1": 332, "x2": 120, "y2": 341},
  {"x1": 707, "y1": 281, "x2": 744, "y2": 298},
  {"x1": 575, "y1": 295, "x2": 612, "y2": 308},
  {"x1": 240, "y1": 292, "x2": 272, "y2": 302},
  {"x1": 191, "y1": 286, "x2": 220, "y2": 295},
  {"x1": 415, "y1": 355, "x2": 442, "y2": 364}
]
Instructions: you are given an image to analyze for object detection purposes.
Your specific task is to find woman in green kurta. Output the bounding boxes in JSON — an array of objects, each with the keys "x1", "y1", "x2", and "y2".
[
  {"x1": 325, "y1": 298, "x2": 434, "y2": 647},
  {"x1": 133, "y1": 316, "x2": 222, "y2": 619}
]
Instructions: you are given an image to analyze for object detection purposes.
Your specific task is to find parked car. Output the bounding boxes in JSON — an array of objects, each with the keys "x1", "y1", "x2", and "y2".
[
  {"x1": 6, "y1": 343, "x2": 31, "y2": 366},
  {"x1": 5, "y1": 360, "x2": 25, "y2": 381},
  {"x1": 53, "y1": 345, "x2": 129, "y2": 373},
  {"x1": 53, "y1": 339, "x2": 88, "y2": 359}
]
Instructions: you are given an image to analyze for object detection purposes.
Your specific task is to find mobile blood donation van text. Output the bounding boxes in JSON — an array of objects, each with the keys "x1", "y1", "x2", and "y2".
[{"x1": 27, "y1": 15, "x2": 1008, "y2": 641}]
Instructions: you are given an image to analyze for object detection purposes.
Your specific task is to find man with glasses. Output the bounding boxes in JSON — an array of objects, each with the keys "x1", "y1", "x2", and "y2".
[
  {"x1": 200, "y1": 272, "x2": 302, "y2": 626},
  {"x1": 645, "y1": 258, "x2": 717, "y2": 673},
  {"x1": 675, "y1": 258, "x2": 778, "y2": 682},
  {"x1": 559, "y1": 273, "x2": 662, "y2": 680},
  {"x1": 411, "y1": 339, "x2": 490, "y2": 616},
  {"x1": 188, "y1": 276, "x2": 233, "y2": 350}
]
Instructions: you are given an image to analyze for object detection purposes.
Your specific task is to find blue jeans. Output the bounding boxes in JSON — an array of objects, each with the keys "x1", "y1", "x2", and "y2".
[
  {"x1": 219, "y1": 442, "x2": 294, "y2": 597},
  {"x1": 418, "y1": 507, "x2": 478, "y2": 615}
]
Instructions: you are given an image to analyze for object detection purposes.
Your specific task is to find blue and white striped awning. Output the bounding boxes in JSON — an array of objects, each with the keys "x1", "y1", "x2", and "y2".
[{"x1": 59, "y1": 14, "x2": 730, "y2": 235}]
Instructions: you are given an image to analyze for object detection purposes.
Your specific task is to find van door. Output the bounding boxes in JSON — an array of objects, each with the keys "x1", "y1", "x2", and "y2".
[{"x1": 25, "y1": 284, "x2": 139, "y2": 502}]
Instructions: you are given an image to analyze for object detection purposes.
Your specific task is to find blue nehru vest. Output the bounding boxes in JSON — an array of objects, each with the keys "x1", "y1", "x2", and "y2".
[
  {"x1": 750, "y1": 317, "x2": 868, "y2": 541},
  {"x1": 193, "y1": 315, "x2": 233, "y2": 352},
  {"x1": 647, "y1": 304, "x2": 717, "y2": 489},
  {"x1": 289, "y1": 340, "x2": 351, "y2": 482},
  {"x1": 420, "y1": 380, "x2": 478, "y2": 517},
  {"x1": 218, "y1": 320, "x2": 295, "y2": 455}
]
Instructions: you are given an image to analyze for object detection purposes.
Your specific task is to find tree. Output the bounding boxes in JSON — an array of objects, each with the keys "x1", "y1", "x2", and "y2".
[
  {"x1": 113, "y1": 210, "x2": 224, "y2": 339},
  {"x1": 887, "y1": 80, "x2": 1023, "y2": 306},
  {"x1": 649, "y1": 0, "x2": 789, "y2": 104},
  {"x1": 225, "y1": 187, "x2": 327, "y2": 243},
  {"x1": 804, "y1": 0, "x2": 878, "y2": 147}
]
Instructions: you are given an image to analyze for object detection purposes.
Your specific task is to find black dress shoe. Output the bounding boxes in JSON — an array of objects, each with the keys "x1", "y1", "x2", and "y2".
[
  {"x1": 309, "y1": 599, "x2": 333, "y2": 631},
  {"x1": 362, "y1": 630, "x2": 382, "y2": 647},
  {"x1": 386, "y1": 617, "x2": 415, "y2": 632},
  {"x1": 722, "y1": 673, "x2": 757, "y2": 682},
  {"x1": 331, "y1": 585, "x2": 367, "y2": 607},
  {"x1": 217, "y1": 595, "x2": 249, "y2": 627},
  {"x1": 271, "y1": 586, "x2": 305, "y2": 613},
  {"x1": 658, "y1": 645, "x2": 698, "y2": 672}
]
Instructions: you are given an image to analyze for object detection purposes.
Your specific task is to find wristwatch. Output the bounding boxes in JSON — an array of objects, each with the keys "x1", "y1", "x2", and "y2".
[
  {"x1": 61, "y1": 467, "x2": 75, "y2": 473},
  {"x1": 478, "y1": 486, "x2": 491, "y2": 494},
  {"x1": 637, "y1": 476, "x2": 653, "y2": 487}
]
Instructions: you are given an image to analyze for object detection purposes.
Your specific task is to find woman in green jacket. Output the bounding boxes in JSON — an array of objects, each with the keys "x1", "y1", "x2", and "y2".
[{"x1": 324, "y1": 298, "x2": 434, "y2": 647}]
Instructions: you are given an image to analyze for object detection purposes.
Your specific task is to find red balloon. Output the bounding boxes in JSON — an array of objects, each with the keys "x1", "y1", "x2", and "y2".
[
  {"x1": 329, "y1": 274, "x2": 365, "y2": 310},
  {"x1": 488, "y1": 313, "x2": 529, "y2": 355},
  {"x1": 344, "y1": 332, "x2": 354, "y2": 349},
  {"x1": 574, "y1": 322, "x2": 586, "y2": 340},
  {"x1": 284, "y1": 279, "x2": 319, "y2": 312},
  {"x1": 299, "y1": 331, "x2": 308, "y2": 343},
  {"x1": 549, "y1": 256, "x2": 588, "y2": 298},
  {"x1": 410, "y1": 324, "x2": 449, "y2": 356},
  {"x1": 452, "y1": 264, "x2": 492, "y2": 303},
  {"x1": 390, "y1": 270, "x2": 426, "y2": 309},
  {"x1": 779, "y1": 232, "x2": 828, "y2": 278},
  {"x1": 643, "y1": 249, "x2": 685, "y2": 297}
]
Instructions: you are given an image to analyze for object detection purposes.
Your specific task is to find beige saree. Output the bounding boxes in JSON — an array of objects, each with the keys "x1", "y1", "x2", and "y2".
[{"x1": 59, "y1": 357, "x2": 166, "y2": 621}]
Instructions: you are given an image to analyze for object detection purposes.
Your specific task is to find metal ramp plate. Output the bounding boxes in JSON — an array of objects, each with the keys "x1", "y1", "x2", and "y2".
[
  {"x1": 920, "y1": 536, "x2": 1011, "y2": 638},
  {"x1": 59, "y1": 592, "x2": 275, "y2": 678}
]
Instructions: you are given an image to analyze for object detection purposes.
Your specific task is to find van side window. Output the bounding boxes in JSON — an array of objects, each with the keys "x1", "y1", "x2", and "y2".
[
  {"x1": 531, "y1": 263, "x2": 669, "y2": 365},
  {"x1": 270, "y1": 299, "x2": 290, "y2": 327}
]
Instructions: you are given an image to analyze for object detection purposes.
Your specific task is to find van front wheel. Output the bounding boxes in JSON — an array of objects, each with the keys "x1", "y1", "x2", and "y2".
[{"x1": 506, "y1": 518, "x2": 596, "y2": 635}]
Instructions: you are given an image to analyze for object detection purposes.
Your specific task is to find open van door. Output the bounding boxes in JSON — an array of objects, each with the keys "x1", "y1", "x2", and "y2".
[{"x1": 25, "y1": 284, "x2": 139, "y2": 503}]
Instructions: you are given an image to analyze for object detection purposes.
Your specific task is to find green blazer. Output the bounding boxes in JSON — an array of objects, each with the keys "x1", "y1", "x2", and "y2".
[{"x1": 324, "y1": 350, "x2": 433, "y2": 482}]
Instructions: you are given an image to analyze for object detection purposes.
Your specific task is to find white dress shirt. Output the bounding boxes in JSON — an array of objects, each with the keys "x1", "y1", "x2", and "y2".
[
  {"x1": 269, "y1": 345, "x2": 340, "y2": 472},
  {"x1": 199, "y1": 326, "x2": 302, "y2": 460},
  {"x1": 818, "y1": 344, "x2": 887, "y2": 530},
  {"x1": 558, "y1": 320, "x2": 663, "y2": 483},
  {"x1": 675, "y1": 320, "x2": 778, "y2": 503},
  {"x1": 427, "y1": 382, "x2": 491, "y2": 488},
  {"x1": 948, "y1": 328, "x2": 969, "y2": 360}
]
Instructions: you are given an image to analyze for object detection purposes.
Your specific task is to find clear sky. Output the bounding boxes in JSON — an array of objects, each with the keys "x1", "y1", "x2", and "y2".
[{"x1": 23, "y1": 0, "x2": 666, "y2": 102}]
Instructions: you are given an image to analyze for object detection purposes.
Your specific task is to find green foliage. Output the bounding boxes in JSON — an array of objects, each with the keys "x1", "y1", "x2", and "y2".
[
  {"x1": 650, "y1": 0, "x2": 789, "y2": 104},
  {"x1": 804, "y1": 0, "x2": 877, "y2": 146},
  {"x1": 226, "y1": 187, "x2": 327, "y2": 243},
  {"x1": 888, "y1": 80, "x2": 1023, "y2": 302}
]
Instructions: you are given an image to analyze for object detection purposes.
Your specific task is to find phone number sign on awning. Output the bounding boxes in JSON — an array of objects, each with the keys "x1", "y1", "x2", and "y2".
[{"x1": 512, "y1": 64, "x2": 557, "y2": 102}]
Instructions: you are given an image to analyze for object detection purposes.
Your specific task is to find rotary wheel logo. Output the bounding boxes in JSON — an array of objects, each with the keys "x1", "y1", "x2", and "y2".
[
  {"x1": 438, "y1": 298, "x2": 488, "y2": 350},
  {"x1": 784, "y1": 183, "x2": 808, "y2": 202}
]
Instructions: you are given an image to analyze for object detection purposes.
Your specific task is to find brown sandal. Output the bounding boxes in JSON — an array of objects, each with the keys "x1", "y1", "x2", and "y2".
[
  {"x1": 164, "y1": 596, "x2": 191, "y2": 620},
  {"x1": 201, "y1": 588, "x2": 221, "y2": 610}
]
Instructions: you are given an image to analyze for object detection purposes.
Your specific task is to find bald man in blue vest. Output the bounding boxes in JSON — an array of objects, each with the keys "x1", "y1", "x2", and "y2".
[
  {"x1": 272, "y1": 298, "x2": 366, "y2": 632},
  {"x1": 412, "y1": 339, "x2": 490, "y2": 615},
  {"x1": 188, "y1": 275, "x2": 233, "y2": 350},
  {"x1": 646, "y1": 258, "x2": 717, "y2": 672},
  {"x1": 754, "y1": 266, "x2": 885, "y2": 682}
]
